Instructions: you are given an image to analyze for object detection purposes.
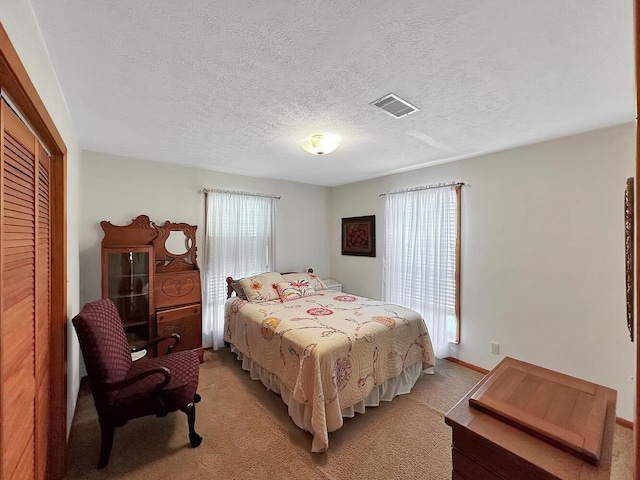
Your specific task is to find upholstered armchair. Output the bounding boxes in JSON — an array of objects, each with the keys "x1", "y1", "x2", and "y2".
[{"x1": 72, "y1": 298, "x2": 202, "y2": 469}]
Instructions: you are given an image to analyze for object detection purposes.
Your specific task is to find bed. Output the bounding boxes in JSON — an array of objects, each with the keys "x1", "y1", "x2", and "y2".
[{"x1": 223, "y1": 270, "x2": 436, "y2": 452}]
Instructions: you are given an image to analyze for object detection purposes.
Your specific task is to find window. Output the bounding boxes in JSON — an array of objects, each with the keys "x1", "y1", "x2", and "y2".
[
  {"x1": 383, "y1": 184, "x2": 460, "y2": 358},
  {"x1": 202, "y1": 191, "x2": 276, "y2": 349}
]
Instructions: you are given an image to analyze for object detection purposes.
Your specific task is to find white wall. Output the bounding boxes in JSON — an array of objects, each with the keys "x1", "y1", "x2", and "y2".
[
  {"x1": 329, "y1": 123, "x2": 636, "y2": 421},
  {"x1": 79, "y1": 150, "x2": 331, "y2": 310},
  {"x1": 1, "y1": 3, "x2": 82, "y2": 435}
]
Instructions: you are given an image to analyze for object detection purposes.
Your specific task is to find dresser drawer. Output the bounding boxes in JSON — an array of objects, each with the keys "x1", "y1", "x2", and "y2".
[
  {"x1": 156, "y1": 304, "x2": 202, "y2": 353},
  {"x1": 452, "y1": 448, "x2": 505, "y2": 480}
]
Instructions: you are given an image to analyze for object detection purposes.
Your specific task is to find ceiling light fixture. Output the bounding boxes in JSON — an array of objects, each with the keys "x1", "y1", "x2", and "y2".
[{"x1": 301, "y1": 134, "x2": 339, "y2": 155}]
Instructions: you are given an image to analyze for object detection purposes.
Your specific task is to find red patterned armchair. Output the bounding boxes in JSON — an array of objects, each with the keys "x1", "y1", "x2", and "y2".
[{"x1": 72, "y1": 298, "x2": 202, "y2": 469}]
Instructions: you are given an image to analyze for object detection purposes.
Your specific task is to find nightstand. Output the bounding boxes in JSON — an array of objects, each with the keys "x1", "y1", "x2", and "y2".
[{"x1": 322, "y1": 279, "x2": 343, "y2": 292}]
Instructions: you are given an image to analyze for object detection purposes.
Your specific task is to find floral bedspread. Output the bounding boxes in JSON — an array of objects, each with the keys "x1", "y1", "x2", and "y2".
[{"x1": 224, "y1": 289, "x2": 435, "y2": 452}]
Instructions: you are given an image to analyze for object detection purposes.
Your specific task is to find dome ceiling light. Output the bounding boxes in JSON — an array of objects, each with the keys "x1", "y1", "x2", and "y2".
[{"x1": 301, "y1": 134, "x2": 340, "y2": 155}]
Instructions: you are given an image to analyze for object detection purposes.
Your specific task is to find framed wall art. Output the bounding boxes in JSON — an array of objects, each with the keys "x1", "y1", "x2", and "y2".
[
  {"x1": 625, "y1": 177, "x2": 634, "y2": 342},
  {"x1": 341, "y1": 215, "x2": 376, "y2": 257}
]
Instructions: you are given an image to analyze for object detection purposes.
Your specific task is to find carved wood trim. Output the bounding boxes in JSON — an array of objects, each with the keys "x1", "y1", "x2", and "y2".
[
  {"x1": 100, "y1": 215, "x2": 157, "y2": 247},
  {"x1": 153, "y1": 220, "x2": 198, "y2": 272}
]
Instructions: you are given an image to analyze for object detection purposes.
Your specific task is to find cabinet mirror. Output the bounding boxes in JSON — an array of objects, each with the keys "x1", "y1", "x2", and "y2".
[
  {"x1": 153, "y1": 221, "x2": 198, "y2": 272},
  {"x1": 166, "y1": 230, "x2": 192, "y2": 256}
]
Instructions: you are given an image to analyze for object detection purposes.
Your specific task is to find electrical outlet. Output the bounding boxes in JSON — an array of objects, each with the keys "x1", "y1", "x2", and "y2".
[{"x1": 491, "y1": 342, "x2": 500, "y2": 355}]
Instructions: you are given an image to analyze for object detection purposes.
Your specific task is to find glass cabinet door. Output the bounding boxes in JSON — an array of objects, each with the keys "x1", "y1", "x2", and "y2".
[{"x1": 103, "y1": 248, "x2": 153, "y2": 347}]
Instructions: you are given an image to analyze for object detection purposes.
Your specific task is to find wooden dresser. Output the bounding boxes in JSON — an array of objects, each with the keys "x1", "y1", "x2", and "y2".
[{"x1": 444, "y1": 357, "x2": 616, "y2": 480}]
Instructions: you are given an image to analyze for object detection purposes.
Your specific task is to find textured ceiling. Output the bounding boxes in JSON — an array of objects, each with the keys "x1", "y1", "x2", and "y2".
[{"x1": 29, "y1": 0, "x2": 635, "y2": 187}]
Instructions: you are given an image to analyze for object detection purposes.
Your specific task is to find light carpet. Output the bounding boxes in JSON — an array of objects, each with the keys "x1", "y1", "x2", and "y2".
[{"x1": 64, "y1": 350, "x2": 633, "y2": 479}]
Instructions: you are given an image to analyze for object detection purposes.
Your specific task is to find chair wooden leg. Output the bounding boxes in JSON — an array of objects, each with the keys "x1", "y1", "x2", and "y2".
[
  {"x1": 182, "y1": 403, "x2": 202, "y2": 448},
  {"x1": 98, "y1": 421, "x2": 115, "y2": 469}
]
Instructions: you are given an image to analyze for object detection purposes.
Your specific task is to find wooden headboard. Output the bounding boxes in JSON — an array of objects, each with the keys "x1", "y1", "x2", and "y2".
[{"x1": 226, "y1": 268, "x2": 314, "y2": 299}]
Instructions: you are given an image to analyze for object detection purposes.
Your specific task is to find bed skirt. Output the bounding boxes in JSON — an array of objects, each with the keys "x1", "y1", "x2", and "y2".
[{"x1": 229, "y1": 344, "x2": 434, "y2": 452}]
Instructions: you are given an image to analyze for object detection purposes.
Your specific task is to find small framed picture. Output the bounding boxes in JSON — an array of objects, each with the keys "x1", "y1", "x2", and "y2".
[
  {"x1": 625, "y1": 177, "x2": 634, "y2": 341},
  {"x1": 341, "y1": 215, "x2": 376, "y2": 257}
]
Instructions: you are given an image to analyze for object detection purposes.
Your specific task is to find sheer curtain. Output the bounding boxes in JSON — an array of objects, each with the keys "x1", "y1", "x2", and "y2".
[
  {"x1": 202, "y1": 191, "x2": 276, "y2": 350},
  {"x1": 383, "y1": 185, "x2": 458, "y2": 358}
]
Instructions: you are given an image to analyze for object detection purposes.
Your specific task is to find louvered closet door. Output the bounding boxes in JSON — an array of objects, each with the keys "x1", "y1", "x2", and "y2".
[
  {"x1": 1, "y1": 98, "x2": 51, "y2": 480},
  {"x1": 35, "y1": 142, "x2": 50, "y2": 480}
]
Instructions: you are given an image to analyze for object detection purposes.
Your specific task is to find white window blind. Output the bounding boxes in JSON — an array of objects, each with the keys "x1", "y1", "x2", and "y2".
[{"x1": 383, "y1": 184, "x2": 459, "y2": 358}]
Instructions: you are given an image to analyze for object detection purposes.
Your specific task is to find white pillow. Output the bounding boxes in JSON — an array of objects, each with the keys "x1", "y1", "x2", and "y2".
[
  {"x1": 275, "y1": 281, "x2": 318, "y2": 302},
  {"x1": 238, "y1": 272, "x2": 284, "y2": 303},
  {"x1": 281, "y1": 272, "x2": 327, "y2": 291}
]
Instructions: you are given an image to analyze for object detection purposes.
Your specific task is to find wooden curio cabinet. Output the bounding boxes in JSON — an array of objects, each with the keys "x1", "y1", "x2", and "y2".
[
  {"x1": 100, "y1": 215, "x2": 158, "y2": 352},
  {"x1": 101, "y1": 246, "x2": 155, "y2": 348}
]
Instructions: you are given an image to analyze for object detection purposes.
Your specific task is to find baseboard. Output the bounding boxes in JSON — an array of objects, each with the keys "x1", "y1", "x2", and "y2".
[
  {"x1": 444, "y1": 357, "x2": 489, "y2": 375},
  {"x1": 444, "y1": 357, "x2": 634, "y2": 430},
  {"x1": 616, "y1": 417, "x2": 633, "y2": 429}
]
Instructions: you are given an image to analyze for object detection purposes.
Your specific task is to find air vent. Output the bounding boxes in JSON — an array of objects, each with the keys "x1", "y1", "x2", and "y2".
[{"x1": 371, "y1": 93, "x2": 419, "y2": 119}]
